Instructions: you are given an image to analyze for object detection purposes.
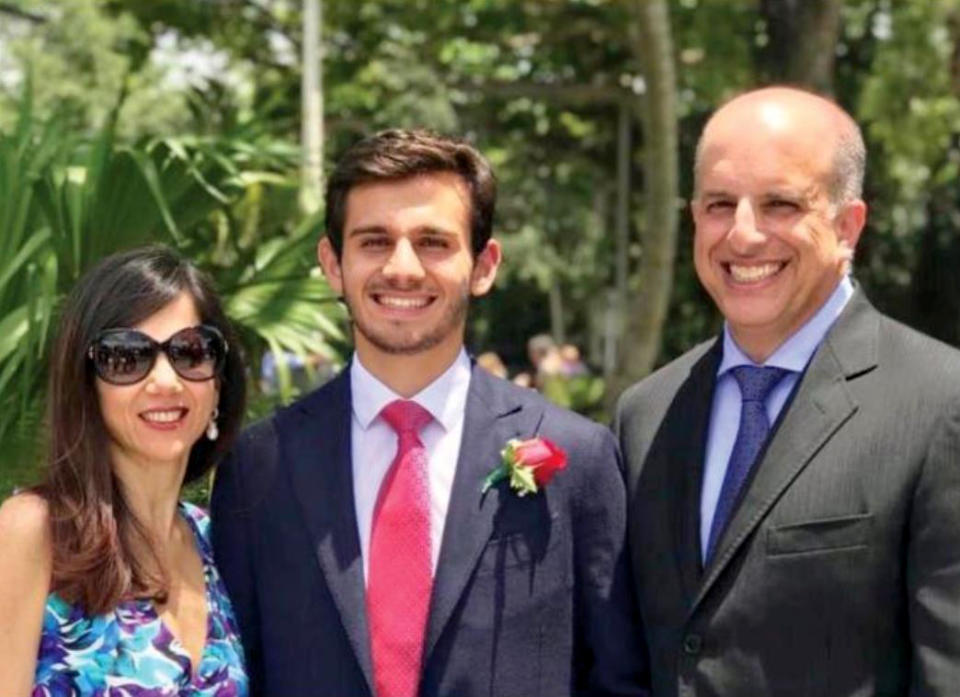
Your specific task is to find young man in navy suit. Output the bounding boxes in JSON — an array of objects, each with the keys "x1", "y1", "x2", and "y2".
[{"x1": 212, "y1": 130, "x2": 648, "y2": 697}]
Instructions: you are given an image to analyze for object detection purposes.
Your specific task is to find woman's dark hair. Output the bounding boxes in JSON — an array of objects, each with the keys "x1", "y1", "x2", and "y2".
[
  {"x1": 35, "y1": 245, "x2": 246, "y2": 614},
  {"x1": 324, "y1": 129, "x2": 497, "y2": 258}
]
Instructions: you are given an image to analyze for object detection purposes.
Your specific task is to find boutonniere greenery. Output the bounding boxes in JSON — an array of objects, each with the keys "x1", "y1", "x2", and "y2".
[{"x1": 481, "y1": 436, "x2": 568, "y2": 497}]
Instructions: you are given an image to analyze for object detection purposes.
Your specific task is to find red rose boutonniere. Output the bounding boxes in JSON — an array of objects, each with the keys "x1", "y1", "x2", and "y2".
[{"x1": 481, "y1": 437, "x2": 567, "y2": 497}]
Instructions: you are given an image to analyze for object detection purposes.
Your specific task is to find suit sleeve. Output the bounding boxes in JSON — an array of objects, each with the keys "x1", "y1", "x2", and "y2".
[
  {"x1": 908, "y1": 394, "x2": 960, "y2": 694},
  {"x1": 571, "y1": 426, "x2": 651, "y2": 697},
  {"x1": 211, "y1": 425, "x2": 272, "y2": 695}
]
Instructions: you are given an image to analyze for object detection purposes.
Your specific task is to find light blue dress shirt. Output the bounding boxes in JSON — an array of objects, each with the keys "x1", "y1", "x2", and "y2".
[{"x1": 699, "y1": 276, "x2": 855, "y2": 559}]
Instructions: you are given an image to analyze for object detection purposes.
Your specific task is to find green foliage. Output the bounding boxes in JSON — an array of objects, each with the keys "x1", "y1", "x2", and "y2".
[
  {"x1": 4, "y1": 0, "x2": 960, "y2": 460},
  {"x1": 0, "y1": 0, "x2": 186, "y2": 136},
  {"x1": 855, "y1": 2, "x2": 960, "y2": 290},
  {"x1": 0, "y1": 84, "x2": 67, "y2": 473},
  {"x1": 540, "y1": 374, "x2": 608, "y2": 423},
  {"x1": 0, "y1": 88, "x2": 345, "y2": 488}
]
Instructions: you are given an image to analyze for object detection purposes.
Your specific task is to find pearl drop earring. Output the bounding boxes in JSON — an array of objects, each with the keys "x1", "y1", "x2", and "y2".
[{"x1": 206, "y1": 407, "x2": 220, "y2": 441}]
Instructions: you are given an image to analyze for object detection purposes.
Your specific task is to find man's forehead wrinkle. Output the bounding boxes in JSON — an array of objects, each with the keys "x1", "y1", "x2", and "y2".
[
  {"x1": 699, "y1": 153, "x2": 824, "y2": 199},
  {"x1": 702, "y1": 124, "x2": 834, "y2": 178},
  {"x1": 700, "y1": 182, "x2": 819, "y2": 201}
]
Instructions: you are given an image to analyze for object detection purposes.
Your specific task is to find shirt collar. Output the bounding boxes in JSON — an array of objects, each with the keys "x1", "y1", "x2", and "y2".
[
  {"x1": 350, "y1": 349, "x2": 472, "y2": 432},
  {"x1": 718, "y1": 275, "x2": 855, "y2": 376}
]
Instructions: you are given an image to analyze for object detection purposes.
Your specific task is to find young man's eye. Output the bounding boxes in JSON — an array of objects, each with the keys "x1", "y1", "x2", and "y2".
[
  {"x1": 420, "y1": 237, "x2": 449, "y2": 248},
  {"x1": 360, "y1": 237, "x2": 390, "y2": 248}
]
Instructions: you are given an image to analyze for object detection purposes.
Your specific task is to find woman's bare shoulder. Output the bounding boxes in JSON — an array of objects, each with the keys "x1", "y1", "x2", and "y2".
[
  {"x1": 0, "y1": 492, "x2": 51, "y2": 554},
  {"x1": 0, "y1": 493, "x2": 51, "y2": 692}
]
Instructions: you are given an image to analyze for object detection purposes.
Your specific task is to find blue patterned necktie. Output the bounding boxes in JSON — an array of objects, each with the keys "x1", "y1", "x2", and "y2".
[{"x1": 705, "y1": 365, "x2": 790, "y2": 564}]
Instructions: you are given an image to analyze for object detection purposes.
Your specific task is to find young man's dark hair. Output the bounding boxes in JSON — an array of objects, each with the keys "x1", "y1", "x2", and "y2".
[{"x1": 324, "y1": 129, "x2": 497, "y2": 258}]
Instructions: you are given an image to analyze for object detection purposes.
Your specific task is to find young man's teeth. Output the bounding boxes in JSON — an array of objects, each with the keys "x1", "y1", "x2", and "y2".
[
  {"x1": 379, "y1": 295, "x2": 428, "y2": 309},
  {"x1": 142, "y1": 410, "x2": 184, "y2": 423},
  {"x1": 729, "y1": 263, "x2": 782, "y2": 283}
]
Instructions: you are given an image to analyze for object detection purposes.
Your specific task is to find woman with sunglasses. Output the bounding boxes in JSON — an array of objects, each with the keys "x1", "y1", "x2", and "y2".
[{"x1": 0, "y1": 246, "x2": 248, "y2": 696}]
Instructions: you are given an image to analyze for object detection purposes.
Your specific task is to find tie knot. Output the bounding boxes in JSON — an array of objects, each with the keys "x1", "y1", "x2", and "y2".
[
  {"x1": 380, "y1": 399, "x2": 432, "y2": 435},
  {"x1": 731, "y1": 365, "x2": 790, "y2": 403}
]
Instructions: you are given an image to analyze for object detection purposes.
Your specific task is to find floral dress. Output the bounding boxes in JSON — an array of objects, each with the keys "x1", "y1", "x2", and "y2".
[{"x1": 32, "y1": 502, "x2": 248, "y2": 697}]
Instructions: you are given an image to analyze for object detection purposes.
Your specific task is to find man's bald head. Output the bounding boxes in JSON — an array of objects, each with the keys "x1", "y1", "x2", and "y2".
[{"x1": 694, "y1": 87, "x2": 865, "y2": 205}]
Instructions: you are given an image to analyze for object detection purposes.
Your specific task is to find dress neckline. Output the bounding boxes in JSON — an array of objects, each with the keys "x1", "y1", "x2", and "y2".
[{"x1": 142, "y1": 501, "x2": 215, "y2": 685}]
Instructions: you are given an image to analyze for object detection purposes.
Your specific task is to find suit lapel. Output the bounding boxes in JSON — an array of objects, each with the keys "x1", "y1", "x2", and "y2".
[
  {"x1": 285, "y1": 370, "x2": 376, "y2": 695},
  {"x1": 664, "y1": 342, "x2": 721, "y2": 603},
  {"x1": 693, "y1": 291, "x2": 879, "y2": 611},
  {"x1": 424, "y1": 366, "x2": 542, "y2": 660}
]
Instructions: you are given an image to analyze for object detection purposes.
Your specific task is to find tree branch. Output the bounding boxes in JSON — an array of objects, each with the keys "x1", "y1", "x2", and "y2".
[
  {"x1": 0, "y1": 2, "x2": 46, "y2": 23},
  {"x1": 461, "y1": 80, "x2": 637, "y2": 107}
]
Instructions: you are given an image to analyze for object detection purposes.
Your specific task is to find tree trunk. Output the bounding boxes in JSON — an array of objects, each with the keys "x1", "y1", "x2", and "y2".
[
  {"x1": 607, "y1": 0, "x2": 679, "y2": 403},
  {"x1": 615, "y1": 101, "x2": 631, "y2": 305},
  {"x1": 759, "y1": 0, "x2": 842, "y2": 95},
  {"x1": 549, "y1": 283, "x2": 566, "y2": 345},
  {"x1": 300, "y1": 0, "x2": 324, "y2": 214}
]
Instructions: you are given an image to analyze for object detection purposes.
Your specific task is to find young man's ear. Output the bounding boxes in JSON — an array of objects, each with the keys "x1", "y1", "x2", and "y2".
[
  {"x1": 317, "y1": 237, "x2": 344, "y2": 295},
  {"x1": 470, "y1": 239, "x2": 502, "y2": 297}
]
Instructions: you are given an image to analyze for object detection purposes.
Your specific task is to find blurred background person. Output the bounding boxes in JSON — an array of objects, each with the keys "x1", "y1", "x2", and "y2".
[
  {"x1": 559, "y1": 343, "x2": 588, "y2": 377},
  {"x1": 526, "y1": 333, "x2": 564, "y2": 389},
  {"x1": 475, "y1": 350, "x2": 507, "y2": 379},
  {"x1": 0, "y1": 246, "x2": 248, "y2": 696},
  {"x1": 260, "y1": 347, "x2": 338, "y2": 396},
  {"x1": 511, "y1": 371, "x2": 534, "y2": 388},
  {"x1": 527, "y1": 333, "x2": 557, "y2": 381}
]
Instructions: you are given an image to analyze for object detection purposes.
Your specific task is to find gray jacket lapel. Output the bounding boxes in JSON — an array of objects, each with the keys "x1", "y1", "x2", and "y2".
[
  {"x1": 666, "y1": 341, "x2": 721, "y2": 602},
  {"x1": 424, "y1": 366, "x2": 543, "y2": 660},
  {"x1": 694, "y1": 291, "x2": 879, "y2": 610},
  {"x1": 285, "y1": 371, "x2": 376, "y2": 695}
]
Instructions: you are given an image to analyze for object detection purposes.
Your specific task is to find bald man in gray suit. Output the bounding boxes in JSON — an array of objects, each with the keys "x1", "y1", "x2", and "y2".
[{"x1": 616, "y1": 87, "x2": 960, "y2": 696}]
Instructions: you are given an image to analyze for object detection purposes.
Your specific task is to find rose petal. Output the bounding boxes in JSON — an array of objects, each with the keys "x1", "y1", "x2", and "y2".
[
  {"x1": 513, "y1": 438, "x2": 554, "y2": 465},
  {"x1": 526, "y1": 438, "x2": 567, "y2": 486}
]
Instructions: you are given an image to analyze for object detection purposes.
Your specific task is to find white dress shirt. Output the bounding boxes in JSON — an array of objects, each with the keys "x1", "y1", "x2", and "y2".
[
  {"x1": 350, "y1": 349, "x2": 472, "y2": 583},
  {"x1": 700, "y1": 276, "x2": 855, "y2": 559}
]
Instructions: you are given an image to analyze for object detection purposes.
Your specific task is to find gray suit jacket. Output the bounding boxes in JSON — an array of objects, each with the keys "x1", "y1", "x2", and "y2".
[{"x1": 615, "y1": 290, "x2": 960, "y2": 696}]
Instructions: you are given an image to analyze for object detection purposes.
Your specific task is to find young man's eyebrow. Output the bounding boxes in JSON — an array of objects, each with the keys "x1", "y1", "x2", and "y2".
[{"x1": 347, "y1": 225, "x2": 389, "y2": 237}]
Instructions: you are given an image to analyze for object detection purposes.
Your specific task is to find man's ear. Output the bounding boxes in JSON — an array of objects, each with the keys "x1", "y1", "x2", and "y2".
[
  {"x1": 836, "y1": 199, "x2": 867, "y2": 264},
  {"x1": 317, "y1": 237, "x2": 344, "y2": 295},
  {"x1": 470, "y1": 239, "x2": 502, "y2": 297}
]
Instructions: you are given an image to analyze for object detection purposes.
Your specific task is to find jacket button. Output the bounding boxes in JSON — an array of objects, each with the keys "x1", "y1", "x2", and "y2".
[{"x1": 682, "y1": 634, "x2": 703, "y2": 655}]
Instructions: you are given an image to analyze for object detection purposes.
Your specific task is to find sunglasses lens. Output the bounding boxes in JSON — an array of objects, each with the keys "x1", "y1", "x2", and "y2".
[
  {"x1": 92, "y1": 331, "x2": 155, "y2": 385},
  {"x1": 167, "y1": 326, "x2": 223, "y2": 381}
]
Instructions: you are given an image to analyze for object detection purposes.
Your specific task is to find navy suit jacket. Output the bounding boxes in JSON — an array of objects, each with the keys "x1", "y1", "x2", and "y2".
[{"x1": 212, "y1": 364, "x2": 648, "y2": 696}]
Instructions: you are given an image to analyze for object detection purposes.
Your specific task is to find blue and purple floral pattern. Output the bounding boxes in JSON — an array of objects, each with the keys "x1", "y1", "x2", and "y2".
[{"x1": 32, "y1": 502, "x2": 247, "y2": 697}]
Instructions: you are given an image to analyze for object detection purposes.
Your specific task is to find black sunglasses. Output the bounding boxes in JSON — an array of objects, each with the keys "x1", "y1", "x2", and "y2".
[{"x1": 87, "y1": 325, "x2": 228, "y2": 386}]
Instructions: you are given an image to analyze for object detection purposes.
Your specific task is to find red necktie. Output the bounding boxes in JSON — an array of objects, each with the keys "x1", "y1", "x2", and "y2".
[{"x1": 368, "y1": 399, "x2": 434, "y2": 697}]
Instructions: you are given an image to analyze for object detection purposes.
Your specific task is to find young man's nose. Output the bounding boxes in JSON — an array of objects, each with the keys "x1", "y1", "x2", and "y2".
[{"x1": 382, "y1": 238, "x2": 426, "y2": 281}]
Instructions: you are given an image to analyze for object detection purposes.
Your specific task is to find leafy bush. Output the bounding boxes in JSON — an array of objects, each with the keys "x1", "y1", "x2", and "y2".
[{"x1": 0, "y1": 90, "x2": 345, "y2": 494}]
